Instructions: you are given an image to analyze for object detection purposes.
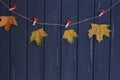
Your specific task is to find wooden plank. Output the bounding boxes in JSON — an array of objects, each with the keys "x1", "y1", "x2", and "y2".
[
  {"x1": 78, "y1": 0, "x2": 94, "y2": 80},
  {"x1": 10, "y1": 0, "x2": 28, "y2": 80},
  {"x1": 27, "y1": 0, "x2": 44, "y2": 80},
  {"x1": 94, "y1": 0, "x2": 111, "y2": 80},
  {"x1": 44, "y1": 0, "x2": 61, "y2": 80},
  {"x1": 0, "y1": 0, "x2": 10, "y2": 80},
  {"x1": 61, "y1": 0, "x2": 77, "y2": 80},
  {"x1": 110, "y1": 0, "x2": 120, "y2": 80}
]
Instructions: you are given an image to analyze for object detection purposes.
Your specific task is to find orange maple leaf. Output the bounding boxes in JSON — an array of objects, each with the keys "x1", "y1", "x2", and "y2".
[{"x1": 0, "y1": 16, "x2": 17, "y2": 31}]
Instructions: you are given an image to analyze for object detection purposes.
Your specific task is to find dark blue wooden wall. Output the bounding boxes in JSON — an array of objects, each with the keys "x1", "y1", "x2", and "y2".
[{"x1": 0, "y1": 0, "x2": 120, "y2": 80}]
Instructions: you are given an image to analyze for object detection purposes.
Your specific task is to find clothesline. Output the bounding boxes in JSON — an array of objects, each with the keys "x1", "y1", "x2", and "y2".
[{"x1": 0, "y1": 0, "x2": 120, "y2": 27}]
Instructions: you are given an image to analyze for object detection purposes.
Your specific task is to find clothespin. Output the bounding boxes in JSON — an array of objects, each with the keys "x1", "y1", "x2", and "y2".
[
  {"x1": 33, "y1": 17, "x2": 38, "y2": 26},
  {"x1": 9, "y1": 5, "x2": 17, "y2": 11},
  {"x1": 65, "y1": 19, "x2": 71, "y2": 28},
  {"x1": 99, "y1": 9, "x2": 106, "y2": 17}
]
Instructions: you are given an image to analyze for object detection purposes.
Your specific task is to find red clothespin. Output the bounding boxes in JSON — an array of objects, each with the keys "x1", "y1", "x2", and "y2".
[
  {"x1": 65, "y1": 19, "x2": 71, "y2": 28},
  {"x1": 9, "y1": 5, "x2": 17, "y2": 11},
  {"x1": 33, "y1": 17, "x2": 38, "y2": 26},
  {"x1": 99, "y1": 9, "x2": 106, "y2": 17}
]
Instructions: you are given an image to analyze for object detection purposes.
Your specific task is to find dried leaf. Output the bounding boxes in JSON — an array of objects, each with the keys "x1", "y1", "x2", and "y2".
[
  {"x1": 30, "y1": 28, "x2": 48, "y2": 46},
  {"x1": 63, "y1": 29, "x2": 78, "y2": 44},
  {"x1": 88, "y1": 23, "x2": 111, "y2": 42},
  {"x1": 0, "y1": 16, "x2": 17, "y2": 31}
]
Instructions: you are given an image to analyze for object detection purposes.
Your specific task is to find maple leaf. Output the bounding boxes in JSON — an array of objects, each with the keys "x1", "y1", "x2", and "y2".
[
  {"x1": 0, "y1": 16, "x2": 17, "y2": 31},
  {"x1": 63, "y1": 29, "x2": 78, "y2": 44},
  {"x1": 30, "y1": 28, "x2": 48, "y2": 46},
  {"x1": 88, "y1": 23, "x2": 111, "y2": 42}
]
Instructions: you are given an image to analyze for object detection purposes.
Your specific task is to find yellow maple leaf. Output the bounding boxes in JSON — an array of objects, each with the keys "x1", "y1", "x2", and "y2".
[
  {"x1": 63, "y1": 29, "x2": 78, "y2": 44},
  {"x1": 30, "y1": 28, "x2": 48, "y2": 46},
  {"x1": 0, "y1": 16, "x2": 17, "y2": 31},
  {"x1": 88, "y1": 23, "x2": 111, "y2": 42}
]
